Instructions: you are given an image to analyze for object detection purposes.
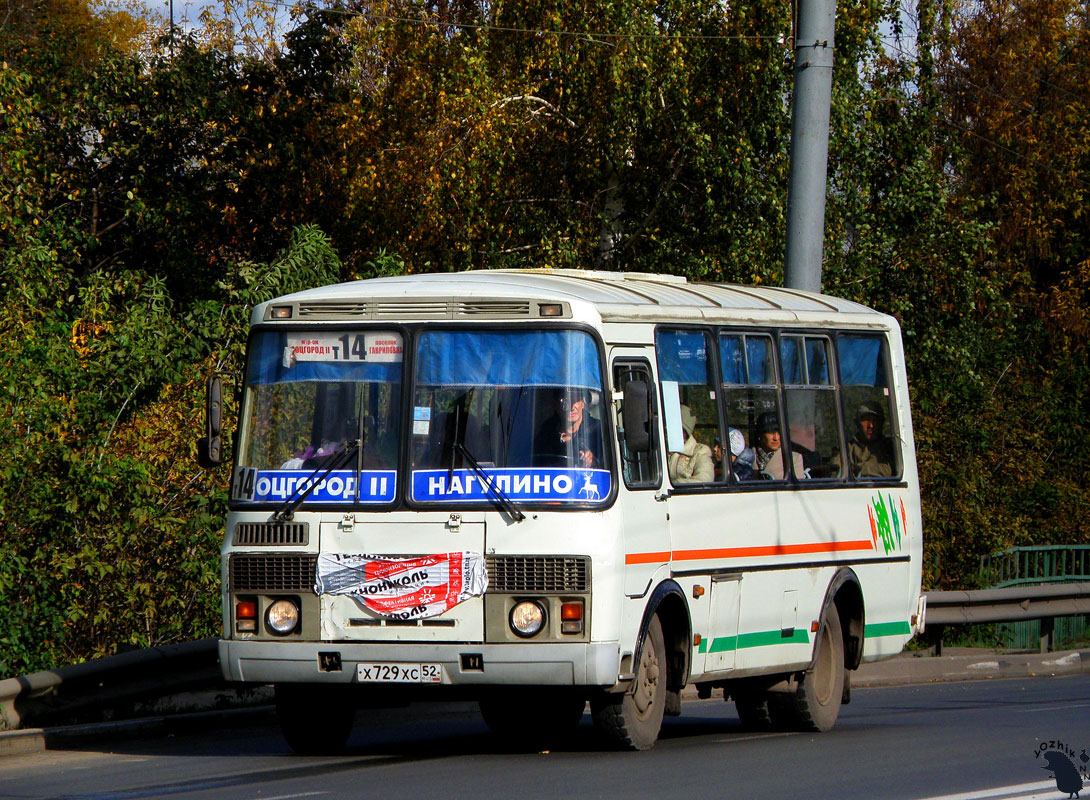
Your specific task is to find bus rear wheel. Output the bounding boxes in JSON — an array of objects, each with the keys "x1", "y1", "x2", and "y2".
[
  {"x1": 591, "y1": 614, "x2": 666, "y2": 750},
  {"x1": 776, "y1": 603, "x2": 845, "y2": 732},
  {"x1": 275, "y1": 683, "x2": 356, "y2": 755}
]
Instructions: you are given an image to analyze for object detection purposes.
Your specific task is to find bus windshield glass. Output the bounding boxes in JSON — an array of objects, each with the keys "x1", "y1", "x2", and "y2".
[
  {"x1": 410, "y1": 329, "x2": 610, "y2": 506},
  {"x1": 234, "y1": 330, "x2": 404, "y2": 506}
]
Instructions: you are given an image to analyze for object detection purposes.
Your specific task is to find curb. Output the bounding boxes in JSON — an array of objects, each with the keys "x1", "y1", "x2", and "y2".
[
  {"x1": 852, "y1": 648, "x2": 1090, "y2": 687},
  {"x1": 3, "y1": 650, "x2": 1087, "y2": 759}
]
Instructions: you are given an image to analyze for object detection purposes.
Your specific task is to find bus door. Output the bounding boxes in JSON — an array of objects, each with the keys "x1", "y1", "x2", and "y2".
[
  {"x1": 610, "y1": 354, "x2": 669, "y2": 598},
  {"x1": 654, "y1": 327, "x2": 741, "y2": 675}
]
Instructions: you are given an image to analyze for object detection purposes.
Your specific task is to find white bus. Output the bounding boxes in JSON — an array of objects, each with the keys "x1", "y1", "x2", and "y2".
[{"x1": 203, "y1": 269, "x2": 924, "y2": 752}]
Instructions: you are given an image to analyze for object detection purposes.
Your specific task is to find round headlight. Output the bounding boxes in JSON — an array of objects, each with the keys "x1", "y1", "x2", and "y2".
[
  {"x1": 266, "y1": 599, "x2": 300, "y2": 635},
  {"x1": 509, "y1": 601, "x2": 546, "y2": 638}
]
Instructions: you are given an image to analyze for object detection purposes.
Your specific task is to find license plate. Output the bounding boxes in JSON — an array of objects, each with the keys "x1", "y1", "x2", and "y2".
[{"x1": 357, "y1": 662, "x2": 443, "y2": 683}]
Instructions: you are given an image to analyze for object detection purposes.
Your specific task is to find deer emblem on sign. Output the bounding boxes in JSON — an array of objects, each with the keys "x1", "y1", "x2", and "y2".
[{"x1": 580, "y1": 471, "x2": 600, "y2": 501}]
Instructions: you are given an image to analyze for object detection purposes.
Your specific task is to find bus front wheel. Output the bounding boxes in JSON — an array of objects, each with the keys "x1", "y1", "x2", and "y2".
[
  {"x1": 275, "y1": 683, "x2": 356, "y2": 755},
  {"x1": 592, "y1": 614, "x2": 666, "y2": 750}
]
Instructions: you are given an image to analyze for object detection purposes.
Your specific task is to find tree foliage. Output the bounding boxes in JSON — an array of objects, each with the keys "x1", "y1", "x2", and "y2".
[{"x1": 1, "y1": 0, "x2": 1088, "y2": 672}]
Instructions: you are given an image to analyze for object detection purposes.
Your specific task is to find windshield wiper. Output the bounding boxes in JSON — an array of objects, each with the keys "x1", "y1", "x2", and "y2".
[
  {"x1": 273, "y1": 440, "x2": 360, "y2": 522},
  {"x1": 454, "y1": 442, "x2": 525, "y2": 523}
]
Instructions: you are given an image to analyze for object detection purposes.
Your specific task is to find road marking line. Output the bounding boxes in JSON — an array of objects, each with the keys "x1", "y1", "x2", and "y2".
[
  {"x1": 1013, "y1": 701, "x2": 1090, "y2": 713},
  {"x1": 911, "y1": 779, "x2": 1061, "y2": 800},
  {"x1": 242, "y1": 793, "x2": 328, "y2": 800}
]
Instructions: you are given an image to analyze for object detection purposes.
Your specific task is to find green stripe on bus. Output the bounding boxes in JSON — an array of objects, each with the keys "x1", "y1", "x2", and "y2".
[
  {"x1": 706, "y1": 628, "x2": 811, "y2": 653},
  {"x1": 864, "y1": 621, "x2": 912, "y2": 638}
]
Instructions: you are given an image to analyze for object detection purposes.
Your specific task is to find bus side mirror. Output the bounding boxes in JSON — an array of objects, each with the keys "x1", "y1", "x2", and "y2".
[
  {"x1": 622, "y1": 380, "x2": 652, "y2": 453},
  {"x1": 197, "y1": 375, "x2": 223, "y2": 469}
]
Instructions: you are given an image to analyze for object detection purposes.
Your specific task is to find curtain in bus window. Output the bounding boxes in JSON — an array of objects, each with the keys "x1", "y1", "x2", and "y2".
[
  {"x1": 837, "y1": 334, "x2": 901, "y2": 479},
  {"x1": 415, "y1": 330, "x2": 602, "y2": 390},
  {"x1": 656, "y1": 329, "x2": 712, "y2": 385},
  {"x1": 746, "y1": 337, "x2": 775, "y2": 384},
  {"x1": 838, "y1": 335, "x2": 883, "y2": 385}
]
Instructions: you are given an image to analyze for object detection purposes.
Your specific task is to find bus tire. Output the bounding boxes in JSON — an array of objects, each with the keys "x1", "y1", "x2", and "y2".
[
  {"x1": 275, "y1": 683, "x2": 355, "y2": 755},
  {"x1": 591, "y1": 614, "x2": 666, "y2": 750},
  {"x1": 733, "y1": 692, "x2": 774, "y2": 731},
  {"x1": 479, "y1": 690, "x2": 586, "y2": 747},
  {"x1": 785, "y1": 603, "x2": 845, "y2": 732}
]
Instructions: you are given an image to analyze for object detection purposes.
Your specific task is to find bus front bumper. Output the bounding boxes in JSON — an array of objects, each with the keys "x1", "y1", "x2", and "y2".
[{"x1": 219, "y1": 639, "x2": 623, "y2": 687}]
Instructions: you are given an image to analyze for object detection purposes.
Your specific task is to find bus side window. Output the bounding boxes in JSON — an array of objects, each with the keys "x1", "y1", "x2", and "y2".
[
  {"x1": 613, "y1": 361, "x2": 660, "y2": 488},
  {"x1": 781, "y1": 335, "x2": 844, "y2": 480},
  {"x1": 655, "y1": 329, "x2": 722, "y2": 486},
  {"x1": 837, "y1": 334, "x2": 902, "y2": 479},
  {"x1": 719, "y1": 332, "x2": 783, "y2": 482}
]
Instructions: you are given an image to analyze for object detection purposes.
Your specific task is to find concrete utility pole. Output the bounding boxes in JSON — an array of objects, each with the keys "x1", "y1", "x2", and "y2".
[{"x1": 783, "y1": 0, "x2": 836, "y2": 294}]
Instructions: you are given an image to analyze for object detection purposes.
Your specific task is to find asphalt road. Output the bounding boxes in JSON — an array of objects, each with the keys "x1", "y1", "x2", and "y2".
[{"x1": 2, "y1": 676, "x2": 1088, "y2": 800}]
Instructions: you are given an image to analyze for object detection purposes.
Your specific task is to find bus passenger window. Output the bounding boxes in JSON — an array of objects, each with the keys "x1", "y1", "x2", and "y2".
[
  {"x1": 837, "y1": 334, "x2": 901, "y2": 479},
  {"x1": 719, "y1": 333, "x2": 783, "y2": 482},
  {"x1": 780, "y1": 335, "x2": 844, "y2": 480},
  {"x1": 655, "y1": 329, "x2": 722, "y2": 486}
]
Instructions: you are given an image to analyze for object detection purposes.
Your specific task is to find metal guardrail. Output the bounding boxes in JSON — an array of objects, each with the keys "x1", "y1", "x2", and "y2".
[
  {"x1": 925, "y1": 583, "x2": 1090, "y2": 654},
  {"x1": 3, "y1": 583, "x2": 1090, "y2": 732},
  {"x1": 0, "y1": 639, "x2": 221, "y2": 732}
]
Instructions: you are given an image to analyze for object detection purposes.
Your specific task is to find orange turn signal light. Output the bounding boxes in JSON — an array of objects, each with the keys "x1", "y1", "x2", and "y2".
[
  {"x1": 560, "y1": 602, "x2": 583, "y2": 620},
  {"x1": 237, "y1": 601, "x2": 257, "y2": 619}
]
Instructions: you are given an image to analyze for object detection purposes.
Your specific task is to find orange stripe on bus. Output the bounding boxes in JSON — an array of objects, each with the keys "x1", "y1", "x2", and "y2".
[
  {"x1": 625, "y1": 539, "x2": 875, "y2": 565},
  {"x1": 625, "y1": 551, "x2": 673, "y2": 564}
]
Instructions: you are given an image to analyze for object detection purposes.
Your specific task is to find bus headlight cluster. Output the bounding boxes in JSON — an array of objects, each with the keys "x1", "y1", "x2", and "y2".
[
  {"x1": 266, "y1": 599, "x2": 300, "y2": 635},
  {"x1": 509, "y1": 601, "x2": 546, "y2": 638}
]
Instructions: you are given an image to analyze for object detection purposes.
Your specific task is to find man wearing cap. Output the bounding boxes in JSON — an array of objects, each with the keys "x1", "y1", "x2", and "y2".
[
  {"x1": 754, "y1": 412, "x2": 805, "y2": 480},
  {"x1": 668, "y1": 405, "x2": 715, "y2": 484},
  {"x1": 847, "y1": 402, "x2": 895, "y2": 478}
]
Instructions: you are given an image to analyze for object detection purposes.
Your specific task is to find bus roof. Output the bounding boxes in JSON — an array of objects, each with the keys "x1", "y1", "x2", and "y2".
[{"x1": 257, "y1": 269, "x2": 895, "y2": 329}]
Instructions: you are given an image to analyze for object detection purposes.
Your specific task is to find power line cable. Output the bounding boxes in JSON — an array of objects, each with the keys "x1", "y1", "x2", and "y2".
[{"x1": 251, "y1": 0, "x2": 788, "y2": 43}]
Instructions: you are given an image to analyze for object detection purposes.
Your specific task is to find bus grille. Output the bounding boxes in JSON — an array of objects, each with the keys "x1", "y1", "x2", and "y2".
[
  {"x1": 230, "y1": 554, "x2": 317, "y2": 592},
  {"x1": 486, "y1": 556, "x2": 589, "y2": 593},
  {"x1": 234, "y1": 521, "x2": 309, "y2": 546}
]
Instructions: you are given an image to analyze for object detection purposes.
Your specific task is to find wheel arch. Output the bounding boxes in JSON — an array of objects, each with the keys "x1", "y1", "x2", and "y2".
[
  {"x1": 636, "y1": 580, "x2": 692, "y2": 692},
  {"x1": 817, "y1": 567, "x2": 865, "y2": 671}
]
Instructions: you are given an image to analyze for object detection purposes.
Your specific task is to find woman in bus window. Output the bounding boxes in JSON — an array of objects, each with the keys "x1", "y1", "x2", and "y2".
[{"x1": 668, "y1": 405, "x2": 714, "y2": 484}]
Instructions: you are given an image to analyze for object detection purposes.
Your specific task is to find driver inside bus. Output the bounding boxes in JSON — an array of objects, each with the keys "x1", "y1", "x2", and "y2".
[{"x1": 534, "y1": 388, "x2": 602, "y2": 468}]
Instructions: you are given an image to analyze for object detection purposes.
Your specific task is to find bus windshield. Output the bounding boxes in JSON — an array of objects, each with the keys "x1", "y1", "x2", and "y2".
[
  {"x1": 233, "y1": 327, "x2": 610, "y2": 508},
  {"x1": 234, "y1": 330, "x2": 404, "y2": 505},
  {"x1": 409, "y1": 329, "x2": 610, "y2": 505}
]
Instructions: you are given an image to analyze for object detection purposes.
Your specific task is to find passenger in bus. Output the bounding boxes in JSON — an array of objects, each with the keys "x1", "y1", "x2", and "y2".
[
  {"x1": 534, "y1": 388, "x2": 602, "y2": 468},
  {"x1": 847, "y1": 402, "x2": 896, "y2": 478},
  {"x1": 712, "y1": 436, "x2": 724, "y2": 480},
  {"x1": 728, "y1": 427, "x2": 756, "y2": 482},
  {"x1": 754, "y1": 412, "x2": 805, "y2": 480},
  {"x1": 668, "y1": 405, "x2": 714, "y2": 484}
]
